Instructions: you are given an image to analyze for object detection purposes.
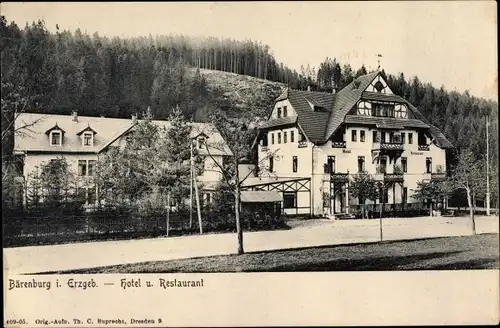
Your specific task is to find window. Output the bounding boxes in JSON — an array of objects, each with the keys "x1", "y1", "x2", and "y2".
[
  {"x1": 50, "y1": 131, "x2": 62, "y2": 146},
  {"x1": 278, "y1": 132, "x2": 281, "y2": 144},
  {"x1": 87, "y1": 187, "x2": 96, "y2": 205},
  {"x1": 82, "y1": 132, "x2": 93, "y2": 146},
  {"x1": 283, "y1": 106, "x2": 288, "y2": 117},
  {"x1": 198, "y1": 137, "x2": 205, "y2": 149},
  {"x1": 324, "y1": 156, "x2": 335, "y2": 174},
  {"x1": 283, "y1": 192, "x2": 296, "y2": 209},
  {"x1": 426, "y1": 157, "x2": 432, "y2": 173},
  {"x1": 374, "y1": 80, "x2": 384, "y2": 92},
  {"x1": 88, "y1": 160, "x2": 96, "y2": 176},
  {"x1": 358, "y1": 156, "x2": 365, "y2": 173},
  {"x1": 389, "y1": 132, "x2": 394, "y2": 143},
  {"x1": 373, "y1": 103, "x2": 395, "y2": 117},
  {"x1": 206, "y1": 193, "x2": 211, "y2": 205},
  {"x1": 290, "y1": 131, "x2": 295, "y2": 143},
  {"x1": 269, "y1": 157, "x2": 274, "y2": 173},
  {"x1": 401, "y1": 157, "x2": 407, "y2": 173},
  {"x1": 402, "y1": 187, "x2": 408, "y2": 203},
  {"x1": 380, "y1": 187, "x2": 389, "y2": 203},
  {"x1": 381, "y1": 131, "x2": 386, "y2": 143},
  {"x1": 360, "y1": 130, "x2": 365, "y2": 142},
  {"x1": 78, "y1": 160, "x2": 87, "y2": 176},
  {"x1": 277, "y1": 108, "x2": 282, "y2": 118},
  {"x1": 357, "y1": 101, "x2": 372, "y2": 116},
  {"x1": 395, "y1": 104, "x2": 408, "y2": 118},
  {"x1": 284, "y1": 131, "x2": 287, "y2": 143},
  {"x1": 401, "y1": 132, "x2": 406, "y2": 144},
  {"x1": 351, "y1": 130, "x2": 357, "y2": 142},
  {"x1": 79, "y1": 160, "x2": 96, "y2": 176},
  {"x1": 372, "y1": 131, "x2": 379, "y2": 142},
  {"x1": 292, "y1": 156, "x2": 298, "y2": 173},
  {"x1": 271, "y1": 133, "x2": 275, "y2": 145},
  {"x1": 408, "y1": 133, "x2": 413, "y2": 144},
  {"x1": 262, "y1": 133, "x2": 268, "y2": 146}
]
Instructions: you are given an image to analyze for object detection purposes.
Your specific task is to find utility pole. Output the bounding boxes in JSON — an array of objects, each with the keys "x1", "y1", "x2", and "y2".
[
  {"x1": 486, "y1": 114, "x2": 490, "y2": 215},
  {"x1": 190, "y1": 140, "x2": 194, "y2": 228}
]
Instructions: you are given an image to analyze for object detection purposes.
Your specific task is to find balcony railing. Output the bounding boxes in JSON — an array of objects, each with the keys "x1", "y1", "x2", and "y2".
[
  {"x1": 418, "y1": 144, "x2": 430, "y2": 151},
  {"x1": 331, "y1": 141, "x2": 346, "y2": 148},
  {"x1": 373, "y1": 141, "x2": 404, "y2": 151},
  {"x1": 384, "y1": 173, "x2": 404, "y2": 182},
  {"x1": 261, "y1": 146, "x2": 269, "y2": 152},
  {"x1": 330, "y1": 173, "x2": 349, "y2": 183},
  {"x1": 298, "y1": 141, "x2": 308, "y2": 148}
]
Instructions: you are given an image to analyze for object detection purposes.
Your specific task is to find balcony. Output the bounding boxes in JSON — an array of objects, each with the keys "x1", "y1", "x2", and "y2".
[
  {"x1": 373, "y1": 141, "x2": 404, "y2": 151},
  {"x1": 331, "y1": 141, "x2": 346, "y2": 148},
  {"x1": 384, "y1": 173, "x2": 404, "y2": 183},
  {"x1": 298, "y1": 141, "x2": 308, "y2": 148},
  {"x1": 330, "y1": 173, "x2": 349, "y2": 183},
  {"x1": 418, "y1": 144, "x2": 430, "y2": 151}
]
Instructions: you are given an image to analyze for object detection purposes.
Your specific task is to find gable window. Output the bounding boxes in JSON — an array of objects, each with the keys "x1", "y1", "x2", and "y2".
[
  {"x1": 284, "y1": 131, "x2": 287, "y2": 143},
  {"x1": 278, "y1": 132, "x2": 281, "y2": 144},
  {"x1": 83, "y1": 132, "x2": 93, "y2": 146},
  {"x1": 198, "y1": 137, "x2": 205, "y2": 149},
  {"x1": 408, "y1": 133, "x2": 413, "y2": 144},
  {"x1": 358, "y1": 156, "x2": 365, "y2": 173},
  {"x1": 426, "y1": 157, "x2": 432, "y2": 173},
  {"x1": 271, "y1": 133, "x2": 275, "y2": 145},
  {"x1": 360, "y1": 130, "x2": 366, "y2": 142},
  {"x1": 374, "y1": 80, "x2": 384, "y2": 93},
  {"x1": 50, "y1": 131, "x2": 62, "y2": 146},
  {"x1": 351, "y1": 130, "x2": 357, "y2": 142},
  {"x1": 290, "y1": 131, "x2": 295, "y2": 143},
  {"x1": 269, "y1": 156, "x2": 274, "y2": 173},
  {"x1": 401, "y1": 157, "x2": 408, "y2": 173},
  {"x1": 283, "y1": 106, "x2": 288, "y2": 117},
  {"x1": 292, "y1": 156, "x2": 298, "y2": 173},
  {"x1": 277, "y1": 108, "x2": 282, "y2": 118}
]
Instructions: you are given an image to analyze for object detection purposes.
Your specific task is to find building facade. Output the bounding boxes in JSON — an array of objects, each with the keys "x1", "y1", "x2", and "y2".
[
  {"x1": 14, "y1": 112, "x2": 231, "y2": 207},
  {"x1": 254, "y1": 71, "x2": 453, "y2": 216}
]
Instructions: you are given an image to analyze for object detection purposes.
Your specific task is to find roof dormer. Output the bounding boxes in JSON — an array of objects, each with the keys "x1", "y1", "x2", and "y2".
[
  {"x1": 77, "y1": 125, "x2": 98, "y2": 147},
  {"x1": 45, "y1": 123, "x2": 65, "y2": 146}
]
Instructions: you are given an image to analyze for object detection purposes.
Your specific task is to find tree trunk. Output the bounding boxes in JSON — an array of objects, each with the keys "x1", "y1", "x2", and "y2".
[
  {"x1": 234, "y1": 156, "x2": 244, "y2": 255},
  {"x1": 166, "y1": 193, "x2": 170, "y2": 237},
  {"x1": 466, "y1": 187, "x2": 476, "y2": 235},
  {"x1": 379, "y1": 215, "x2": 383, "y2": 241},
  {"x1": 429, "y1": 201, "x2": 433, "y2": 217}
]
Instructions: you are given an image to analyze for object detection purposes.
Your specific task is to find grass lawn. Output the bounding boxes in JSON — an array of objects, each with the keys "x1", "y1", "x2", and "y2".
[{"x1": 52, "y1": 233, "x2": 499, "y2": 274}]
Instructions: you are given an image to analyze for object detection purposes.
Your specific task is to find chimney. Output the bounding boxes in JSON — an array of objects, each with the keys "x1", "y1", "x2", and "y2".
[
  {"x1": 131, "y1": 114, "x2": 137, "y2": 124},
  {"x1": 307, "y1": 85, "x2": 311, "y2": 92},
  {"x1": 72, "y1": 111, "x2": 78, "y2": 122}
]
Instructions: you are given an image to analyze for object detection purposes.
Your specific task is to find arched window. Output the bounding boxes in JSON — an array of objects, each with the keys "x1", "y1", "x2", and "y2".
[
  {"x1": 395, "y1": 104, "x2": 408, "y2": 118},
  {"x1": 357, "y1": 101, "x2": 372, "y2": 116}
]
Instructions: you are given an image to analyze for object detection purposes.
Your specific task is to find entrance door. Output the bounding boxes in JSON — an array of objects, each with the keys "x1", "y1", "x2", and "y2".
[{"x1": 331, "y1": 183, "x2": 346, "y2": 214}]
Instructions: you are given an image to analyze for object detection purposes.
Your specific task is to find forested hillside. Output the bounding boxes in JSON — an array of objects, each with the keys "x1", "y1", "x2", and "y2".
[{"x1": 1, "y1": 16, "x2": 498, "y2": 205}]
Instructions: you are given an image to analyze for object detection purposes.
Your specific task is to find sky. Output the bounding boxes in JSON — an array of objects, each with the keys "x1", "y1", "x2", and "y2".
[{"x1": 1, "y1": 1, "x2": 497, "y2": 100}]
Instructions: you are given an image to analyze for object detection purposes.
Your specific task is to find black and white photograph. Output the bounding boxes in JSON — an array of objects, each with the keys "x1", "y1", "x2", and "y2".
[{"x1": 2, "y1": 1, "x2": 498, "y2": 326}]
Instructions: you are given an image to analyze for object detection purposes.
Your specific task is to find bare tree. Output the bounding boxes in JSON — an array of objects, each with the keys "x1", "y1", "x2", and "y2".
[
  {"x1": 194, "y1": 111, "x2": 277, "y2": 254},
  {"x1": 447, "y1": 149, "x2": 485, "y2": 235}
]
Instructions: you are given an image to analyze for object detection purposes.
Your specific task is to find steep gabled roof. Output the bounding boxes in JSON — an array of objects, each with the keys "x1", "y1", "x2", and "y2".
[
  {"x1": 406, "y1": 104, "x2": 453, "y2": 148},
  {"x1": 324, "y1": 71, "x2": 379, "y2": 139},
  {"x1": 76, "y1": 124, "x2": 98, "y2": 136},
  {"x1": 15, "y1": 113, "x2": 233, "y2": 155},
  {"x1": 286, "y1": 89, "x2": 335, "y2": 143}
]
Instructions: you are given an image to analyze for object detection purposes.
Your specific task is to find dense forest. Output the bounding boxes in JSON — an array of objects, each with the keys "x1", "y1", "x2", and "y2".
[{"x1": 1, "y1": 16, "x2": 498, "y2": 205}]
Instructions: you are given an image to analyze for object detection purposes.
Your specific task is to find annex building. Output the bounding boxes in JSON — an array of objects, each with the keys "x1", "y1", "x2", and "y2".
[{"x1": 13, "y1": 111, "x2": 232, "y2": 207}]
